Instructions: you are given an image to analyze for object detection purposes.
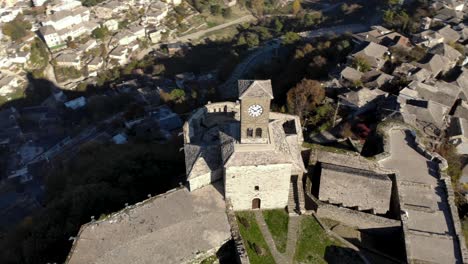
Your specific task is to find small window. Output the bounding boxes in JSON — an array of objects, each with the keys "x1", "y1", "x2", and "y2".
[
  {"x1": 247, "y1": 128, "x2": 253, "y2": 137},
  {"x1": 255, "y1": 186, "x2": 259, "y2": 191},
  {"x1": 255, "y1": 128, "x2": 262, "y2": 138}
]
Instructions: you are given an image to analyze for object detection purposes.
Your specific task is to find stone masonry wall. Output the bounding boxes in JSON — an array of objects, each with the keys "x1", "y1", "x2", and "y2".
[
  {"x1": 225, "y1": 199, "x2": 250, "y2": 264},
  {"x1": 225, "y1": 164, "x2": 292, "y2": 210}
]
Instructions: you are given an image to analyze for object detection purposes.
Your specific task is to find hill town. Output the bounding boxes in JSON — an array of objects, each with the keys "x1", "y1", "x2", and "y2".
[{"x1": 0, "y1": 0, "x2": 468, "y2": 263}]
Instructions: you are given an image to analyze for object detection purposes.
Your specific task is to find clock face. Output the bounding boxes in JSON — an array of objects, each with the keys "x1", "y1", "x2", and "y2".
[{"x1": 248, "y1": 104, "x2": 263, "y2": 117}]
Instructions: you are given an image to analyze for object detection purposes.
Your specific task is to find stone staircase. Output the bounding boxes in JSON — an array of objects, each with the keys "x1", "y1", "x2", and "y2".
[{"x1": 288, "y1": 176, "x2": 306, "y2": 215}]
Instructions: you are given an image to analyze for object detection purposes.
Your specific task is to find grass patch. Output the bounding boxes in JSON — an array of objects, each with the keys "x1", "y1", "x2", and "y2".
[
  {"x1": 200, "y1": 254, "x2": 217, "y2": 264},
  {"x1": 294, "y1": 216, "x2": 363, "y2": 264},
  {"x1": 236, "y1": 211, "x2": 275, "y2": 264},
  {"x1": 302, "y1": 142, "x2": 354, "y2": 155},
  {"x1": 262, "y1": 209, "x2": 289, "y2": 253}
]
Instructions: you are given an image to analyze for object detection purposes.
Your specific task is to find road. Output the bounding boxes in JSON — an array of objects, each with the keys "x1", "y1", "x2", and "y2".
[
  {"x1": 175, "y1": 15, "x2": 256, "y2": 42},
  {"x1": 219, "y1": 23, "x2": 369, "y2": 99},
  {"x1": 135, "y1": 15, "x2": 257, "y2": 60}
]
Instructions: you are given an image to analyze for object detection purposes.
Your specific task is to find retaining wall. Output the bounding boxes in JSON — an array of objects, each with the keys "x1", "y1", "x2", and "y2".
[{"x1": 225, "y1": 199, "x2": 250, "y2": 264}]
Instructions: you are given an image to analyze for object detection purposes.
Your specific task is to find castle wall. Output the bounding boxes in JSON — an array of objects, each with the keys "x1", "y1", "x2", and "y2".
[
  {"x1": 188, "y1": 168, "x2": 223, "y2": 191},
  {"x1": 225, "y1": 164, "x2": 292, "y2": 211}
]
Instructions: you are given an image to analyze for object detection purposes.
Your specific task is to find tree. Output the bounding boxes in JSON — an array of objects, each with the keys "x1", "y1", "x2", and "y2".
[
  {"x1": 152, "y1": 64, "x2": 166, "y2": 75},
  {"x1": 244, "y1": 32, "x2": 260, "y2": 48},
  {"x1": 292, "y1": 0, "x2": 301, "y2": 15},
  {"x1": 92, "y1": 26, "x2": 109, "y2": 40},
  {"x1": 251, "y1": 0, "x2": 264, "y2": 16},
  {"x1": 273, "y1": 18, "x2": 283, "y2": 33},
  {"x1": 29, "y1": 38, "x2": 49, "y2": 70},
  {"x1": 1, "y1": 15, "x2": 31, "y2": 41},
  {"x1": 352, "y1": 56, "x2": 371, "y2": 72},
  {"x1": 170, "y1": 89, "x2": 186, "y2": 103},
  {"x1": 210, "y1": 4, "x2": 221, "y2": 16},
  {"x1": 282, "y1": 32, "x2": 300, "y2": 45},
  {"x1": 222, "y1": 7, "x2": 232, "y2": 18},
  {"x1": 286, "y1": 79, "x2": 325, "y2": 120}
]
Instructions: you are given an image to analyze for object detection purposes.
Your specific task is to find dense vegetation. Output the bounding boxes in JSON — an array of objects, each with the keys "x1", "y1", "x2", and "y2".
[
  {"x1": 0, "y1": 142, "x2": 185, "y2": 264},
  {"x1": 1, "y1": 15, "x2": 31, "y2": 41}
]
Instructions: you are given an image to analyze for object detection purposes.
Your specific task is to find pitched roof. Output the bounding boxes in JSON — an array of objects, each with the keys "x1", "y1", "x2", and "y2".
[
  {"x1": 355, "y1": 41, "x2": 388, "y2": 58},
  {"x1": 418, "y1": 54, "x2": 450, "y2": 75},
  {"x1": 437, "y1": 25, "x2": 460, "y2": 43},
  {"x1": 238, "y1": 80, "x2": 274, "y2": 99},
  {"x1": 340, "y1": 67, "x2": 362, "y2": 82},
  {"x1": 448, "y1": 117, "x2": 468, "y2": 138},
  {"x1": 428, "y1": 43, "x2": 462, "y2": 62},
  {"x1": 339, "y1": 88, "x2": 386, "y2": 107}
]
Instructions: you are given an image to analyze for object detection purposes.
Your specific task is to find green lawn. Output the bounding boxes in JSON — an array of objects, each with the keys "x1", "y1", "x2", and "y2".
[
  {"x1": 262, "y1": 209, "x2": 289, "y2": 253},
  {"x1": 236, "y1": 211, "x2": 275, "y2": 264},
  {"x1": 294, "y1": 216, "x2": 363, "y2": 264}
]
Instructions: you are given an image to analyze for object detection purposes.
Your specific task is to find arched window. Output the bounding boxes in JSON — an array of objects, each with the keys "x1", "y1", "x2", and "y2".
[
  {"x1": 255, "y1": 128, "x2": 262, "y2": 138},
  {"x1": 247, "y1": 128, "x2": 253, "y2": 137}
]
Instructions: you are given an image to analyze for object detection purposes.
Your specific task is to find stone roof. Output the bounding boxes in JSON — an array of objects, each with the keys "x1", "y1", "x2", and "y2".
[
  {"x1": 339, "y1": 88, "x2": 386, "y2": 108},
  {"x1": 318, "y1": 163, "x2": 392, "y2": 214},
  {"x1": 56, "y1": 53, "x2": 80, "y2": 63},
  {"x1": 340, "y1": 66, "x2": 362, "y2": 82},
  {"x1": 428, "y1": 43, "x2": 462, "y2": 62},
  {"x1": 355, "y1": 41, "x2": 389, "y2": 58},
  {"x1": 418, "y1": 54, "x2": 450, "y2": 76},
  {"x1": 66, "y1": 184, "x2": 231, "y2": 264},
  {"x1": 453, "y1": 100, "x2": 468, "y2": 120},
  {"x1": 407, "y1": 81, "x2": 460, "y2": 108},
  {"x1": 39, "y1": 25, "x2": 56, "y2": 36},
  {"x1": 437, "y1": 25, "x2": 461, "y2": 43},
  {"x1": 238, "y1": 80, "x2": 274, "y2": 99},
  {"x1": 448, "y1": 117, "x2": 468, "y2": 138},
  {"x1": 402, "y1": 100, "x2": 449, "y2": 128}
]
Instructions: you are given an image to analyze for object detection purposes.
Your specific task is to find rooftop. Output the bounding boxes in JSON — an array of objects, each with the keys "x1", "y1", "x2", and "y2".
[{"x1": 66, "y1": 184, "x2": 231, "y2": 264}]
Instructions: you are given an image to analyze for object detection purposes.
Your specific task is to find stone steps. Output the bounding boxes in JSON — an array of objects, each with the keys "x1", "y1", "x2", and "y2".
[{"x1": 288, "y1": 179, "x2": 299, "y2": 215}]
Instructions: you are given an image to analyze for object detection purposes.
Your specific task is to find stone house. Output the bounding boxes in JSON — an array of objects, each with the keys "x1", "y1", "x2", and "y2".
[
  {"x1": 448, "y1": 116, "x2": 468, "y2": 155},
  {"x1": 55, "y1": 53, "x2": 81, "y2": 69},
  {"x1": 109, "y1": 46, "x2": 129, "y2": 65},
  {"x1": 349, "y1": 41, "x2": 389, "y2": 70}
]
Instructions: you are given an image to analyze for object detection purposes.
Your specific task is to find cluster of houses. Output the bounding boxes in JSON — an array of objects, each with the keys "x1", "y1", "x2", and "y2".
[
  {"x1": 337, "y1": 0, "x2": 468, "y2": 156},
  {"x1": 0, "y1": 0, "x2": 188, "y2": 98}
]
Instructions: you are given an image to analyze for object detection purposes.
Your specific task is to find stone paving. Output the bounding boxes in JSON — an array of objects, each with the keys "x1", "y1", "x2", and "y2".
[
  {"x1": 379, "y1": 130, "x2": 461, "y2": 263},
  {"x1": 254, "y1": 210, "x2": 301, "y2": 264}
]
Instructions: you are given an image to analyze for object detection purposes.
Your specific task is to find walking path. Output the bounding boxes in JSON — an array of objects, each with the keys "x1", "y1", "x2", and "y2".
[
  {"x1": 254, "y1": 210, "x2": 302, "y2": 264},
  {"x1": 285, "y1": 215, "x2": 301, "y2": 263}
]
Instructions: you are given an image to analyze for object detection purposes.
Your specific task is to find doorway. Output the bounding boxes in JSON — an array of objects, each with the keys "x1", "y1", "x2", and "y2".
[{"x1": 252, "y1": 198, "x2": 261, "y2": 209}]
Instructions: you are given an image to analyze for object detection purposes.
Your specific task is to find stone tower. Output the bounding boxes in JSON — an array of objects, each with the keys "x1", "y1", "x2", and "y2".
[{"x1": 238, "y1": 80, "x2": 274, "y2": 144}]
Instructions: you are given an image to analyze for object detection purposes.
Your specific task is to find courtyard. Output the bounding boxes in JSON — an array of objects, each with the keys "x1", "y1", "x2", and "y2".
[{"x1": 236, "y1": 209, "x2": 363, "y2": 264}]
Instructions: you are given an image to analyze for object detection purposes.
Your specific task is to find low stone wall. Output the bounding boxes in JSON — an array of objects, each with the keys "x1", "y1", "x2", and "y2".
[
  {"x1": 316, "y1": 203, "x2": 401, "y2": 229},
  {"x1": 311, "y1": 213, "x2": 371, "y2": 264},
  {"x1": 225, "y1": 199, "x2": 250, "y2": 264}
]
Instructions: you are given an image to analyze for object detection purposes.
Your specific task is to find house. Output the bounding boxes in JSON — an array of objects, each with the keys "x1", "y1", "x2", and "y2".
[
  {"x1": 414, "y1": 30, "x2": 444, "y2": 47},
  {"x1": 79, "y1": 39, "x2": 97, "y2": 53},
  {"x1": 167, "y1": 42, "x2": 184, "y2": 55},
  {"x1": 103, "y1": 19, "x2": 119, "y2": 31},
  {"x1": 149, "y1": 105, "x2": 183, "y2": 131},
  {"x1": 0, "y1": 75, "x2": 19, "y2": 96},
  {"x1": 87, "y1": 56, "x2": 103, "y2": 72},
  {"x1": 363, "y1": 70, "x2": 394, "y2": 88},
  {"x1": 400, "y1": 81, "x2": 460, "y2": 108},
  {"x1": 437, "y1": 25, "x2": 461, "y2": 43},
  {"x1": 55, "y1": 53, "x2": 81, "y2": 69},
  {"x1": 114, "y1": 30, "x2": 137, "y2": 46},
  {"x1": 64, "y1": 96, "x2": 86, "y2": 110},
  {"x1": 39, "y1": 25, "x2": 63, "y2": 48},
  {"x1": 148, "y1": 29, "x2": 163, "y2": 43},
  {"x1": 349, "y1": 41, "x2": 389, "y2": 70},
  {"x1": 354, "y1": 26, "x2": 411, "y2": 48},
  {"x1": 417, "y1": 53, "x2": 452, "y2": 78},
  {"x1": 440, "y1": 0, "x2": 465, "y2": 11},
  {"x1": 338, "y1": 87, "x2": 386, "y2": 115},
  {"x1": 340, "y1": 66, "x2": 362, "y2": 84},
  {"x1": 129, "y1": 25, "x2": 146, "y2": 40},
  {"x1": 10, "y1": 51, "x2": 30, "y2": 64},
  {"x1": 109, "y1": 46, "x2": 129, "y2": 65},
  {"x1": 448, "y1": 116, "x2": 468, "y2": 154},
  {"x1": 400, "y1": 99, "x2": 450, "y2": 132},
  {"x1": 428, "y1": 43, "x2": 462, "y2": 63}
]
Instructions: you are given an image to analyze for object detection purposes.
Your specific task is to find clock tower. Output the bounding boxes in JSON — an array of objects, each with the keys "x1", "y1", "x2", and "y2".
[{"x1": 238, "y1": 80, "x2": 274, "y2": 144}]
